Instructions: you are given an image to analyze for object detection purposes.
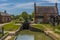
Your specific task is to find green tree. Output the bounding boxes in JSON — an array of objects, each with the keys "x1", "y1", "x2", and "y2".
[
  {"x1": 11, "y1": 15, "x2": 15, "y2": 20},
  {"x1": 32, "y1": 12, "x2": 34, "y2": 18},
  {"x1": 29, "y1": 15, "x2": 33, "y2": 21},
  {"x1": 21, "y1": 11, "x2": 29, "y2": 21},
  {"x1": 15, "y1": 15, "x2": 20, "y2": 19}
]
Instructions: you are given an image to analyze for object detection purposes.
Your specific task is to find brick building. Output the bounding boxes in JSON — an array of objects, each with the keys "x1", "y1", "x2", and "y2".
[
  {"x1": 0, "y1": 11, "x2": 11, "y2": 23},
  {"x1": 34, "y1": 3, "x2": 59, "y2": 23}
]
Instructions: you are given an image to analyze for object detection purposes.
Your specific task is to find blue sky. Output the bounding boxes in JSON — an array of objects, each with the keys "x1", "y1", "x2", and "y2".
[{"x1": 0, "y1": 0, "x2": 60, "y2": 15}]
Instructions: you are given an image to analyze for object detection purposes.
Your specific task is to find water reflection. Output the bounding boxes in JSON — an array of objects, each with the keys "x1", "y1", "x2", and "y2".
[
  {"x1": 16, "y1": 30, "x2": 53, "y2": 40},
  {"x1": 16, "y1": 34, "x2": 34, "y2": 40}
]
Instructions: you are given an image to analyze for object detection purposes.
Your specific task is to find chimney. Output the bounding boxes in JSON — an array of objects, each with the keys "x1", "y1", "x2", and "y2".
[
  {"x1": 34, "y1": 2, "x2": 36, "y2": 8},
  {"x1": 34, "y1": 2, "x2": 36, "y2": 23},
  {"x1": 34, "y1": 2, "x2": 36, "y2": 15},
  {"x1": 55, "y1": 3, "x2": 59, "y2": 15}
]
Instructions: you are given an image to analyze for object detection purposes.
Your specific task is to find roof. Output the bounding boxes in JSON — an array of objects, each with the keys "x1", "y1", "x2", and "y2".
[
  {"x1": 36, "y1": 6, "x2": 57, "y2": 14},
  {"x1": 0, "y1": 12, "x2": 10, "y2": 16}
]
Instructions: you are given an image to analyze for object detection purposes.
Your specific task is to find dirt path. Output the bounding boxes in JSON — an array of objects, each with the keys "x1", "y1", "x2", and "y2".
[
  {"x1": 41, "y1": 24, "x2": 60, "y2": 40},
  {"x1": 4, "y1": 36, "x2": 12, "y2": 40},
  {"x1": 4, "y1": 31, "x2": 15, "y2": 40},
  {"x1": 0, "y1": 23, "x2": 10, "y2": 27}
]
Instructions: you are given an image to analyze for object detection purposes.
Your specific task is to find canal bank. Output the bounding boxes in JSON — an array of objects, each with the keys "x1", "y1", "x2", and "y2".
[
  {"x1": 15, "y1": 30, "x2": 53, "y2": 40},
  {"x1": 14, "y1": 26, "x2": 56, "y2": 40},
  {"x1": 4, "y1": 24, "x2": 21, "y2": 40},
  {"x1": 14, "y1": 22, "x2": 60, "y2": 40},
  {"x1": 4, "y1": 22, "x2": 60, "y2": 40}
]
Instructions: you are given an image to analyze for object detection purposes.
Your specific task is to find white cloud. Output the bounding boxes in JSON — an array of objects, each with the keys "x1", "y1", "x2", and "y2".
[
  {"x1": 13, "y1": 2, "x2": 34, "y2": 9},
  {"x1": 0, "y1": 3, "x2": 12, "y2": 7},
  {"x1": 0, "y1": 3, "x2": 13, "y2": 10},
  {"x1": 45, "y1": 0, "x2": 60, "y2": 3},
  {"x1": 0, "y1": 2, "x2": 34, "y2": 11},
  {"x1": 37, "y1": 0, "x2": 60, "y2": 3}
]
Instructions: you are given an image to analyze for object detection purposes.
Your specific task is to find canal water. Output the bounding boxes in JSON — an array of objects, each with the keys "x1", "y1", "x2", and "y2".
[
  {"x1": 16, "y1": 35, "x2": 34, "y2": 40},
  {"x1": 16, "y1": 30, "x2": 53, "y2": 40}
]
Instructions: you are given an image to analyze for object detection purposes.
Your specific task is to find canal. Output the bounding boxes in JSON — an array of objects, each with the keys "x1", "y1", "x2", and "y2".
[{"x1": 15, "y1": 30, "x2": 53, "y2": 40}]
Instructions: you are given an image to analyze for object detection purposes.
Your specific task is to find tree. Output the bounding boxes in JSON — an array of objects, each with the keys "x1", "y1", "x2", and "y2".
[
  {"x1": 32, "y1": 12, "x2": 34, "y2": 18},
  {"x1": 11, "y1": 15, "x2": 15, "y2": 20},
  {"x1": 15, "y1": 15, "x2": 20, "y2": 19},
  {"x1": 21, "y1": 11, "x2": 29, "y2": 21},
  {"x1": 29, "y1": 15, "x2": 33, "y2": 21}
]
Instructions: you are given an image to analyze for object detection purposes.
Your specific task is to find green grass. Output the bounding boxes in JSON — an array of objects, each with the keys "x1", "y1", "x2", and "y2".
[
  {"x1": 32, "y1": 24, "x2": 45, "y2": 31},
  {"x1": 15, "y1": 19, "x2": 24, "y2": 24},
  {"x1": 42, "y1": 24, "x2": 52, "y2": 27},
  {"x1": 42, "y1": 24, "x2": 54, "y2": 30},
  {"x1": 0, "y1": 32, "x2": 8, "y2": 38},
  {"x1": 0, "y1": 34, "x2": 2, "y2": 37},
  {"x1": 54, "y1": 24, "x2": 60, "y2": 34},
  {"x1": 17, "y1": 30, "x2": 53, "y2": 40},
  {"x1": 41, "y1": 24, "x2": 60, "y2": 34},
  {"x1": 4, "y1": 20, "x2": 20, "y2": 31},
  {"x1": 55, "y1": 24, "x2": 60, "y2": 30}
]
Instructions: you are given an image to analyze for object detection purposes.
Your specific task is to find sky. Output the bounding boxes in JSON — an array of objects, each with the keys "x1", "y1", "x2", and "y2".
[{"x1": 0, "y1": 0, "x2": 60, "y2": 15}]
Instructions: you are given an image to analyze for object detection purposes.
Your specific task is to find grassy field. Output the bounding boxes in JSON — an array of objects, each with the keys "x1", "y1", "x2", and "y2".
[
  {"x1": 43, "y1": 23, "x2": 60, "y2": 34},
  {"x1": 42, "y1": 24, "x2": 52, "y2": 28},
  {"x1": 40, "y1": 24, "x2": 60, "y2": 34},
  {"x1": 32, "y1": 24, "x2": 45, "y2": 31},
  {"x1": 0, "y1": 32, "x2": 8, "y2": 38},
  {"x1": 54, "y1": 24, "x2": 60, "y2": 34},
  {"x1": 31, "y1": 23, "x2": 60, "y2": 33},
  {"x1": 0, "y1": 34, "x2": 3, "y2": 37},
  {"x1": 16, "y1": 30, "x2": 53, "y2": 40},
  {"x1": 41, "y1": 24, "x2": 54, "y2": 30},
  {"x1": 3, "y1": 20, "x2": 20, "y2": 31}
]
